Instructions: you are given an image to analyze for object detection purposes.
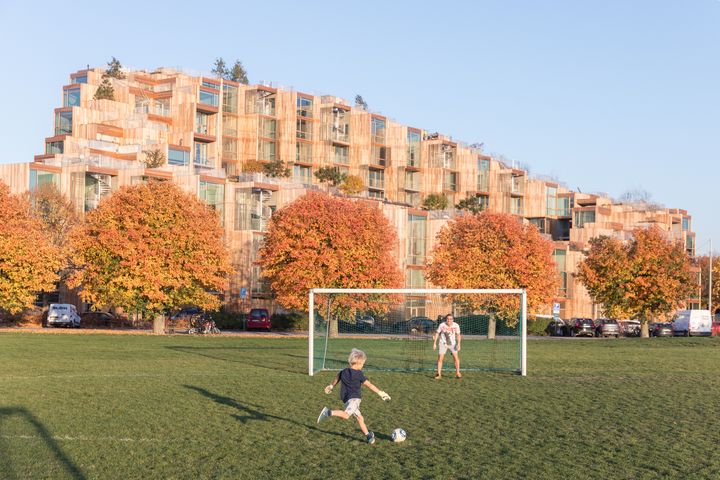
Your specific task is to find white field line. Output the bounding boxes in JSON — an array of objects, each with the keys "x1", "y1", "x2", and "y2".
[
  {"x1": 1, "y1": 434, "x2": 159, "y2": 442},
  {"x1": 0, "y1": 372, "x2": 240, "y2": 381}
]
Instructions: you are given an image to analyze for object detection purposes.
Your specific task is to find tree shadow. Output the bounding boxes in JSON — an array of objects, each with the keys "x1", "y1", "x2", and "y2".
[
  {"x1": 184, "y1": 385, "x2": 360, "y2": 442},
  {"x1": 0, "y1": 407, "x2": 85, "y2": 480},
  {"x1": 166, "y1": 346, "x2": 306, "y2": 375}
]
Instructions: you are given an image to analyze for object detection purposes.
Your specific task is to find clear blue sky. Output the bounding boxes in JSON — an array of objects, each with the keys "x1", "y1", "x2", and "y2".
[{"x1": 1, "y1": 0, "x2": 717, "y2": 251}]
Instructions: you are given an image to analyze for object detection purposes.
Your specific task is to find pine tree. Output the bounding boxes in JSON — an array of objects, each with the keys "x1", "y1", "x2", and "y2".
[
  {"x1": 354, "y1": 95, "x2": 368, "y2": 110},
  {"x1": 228, "y1": 60, "x2": 248, "y2": 84},
  {"x1": 212, "y1": 58, "x2": 227, "y2": 79},
  {"x1": 94, "y1": 78, "x2": 115, "y2": 101},
  {"x1": 104, "y1": 57, "x2": 125, "y2": 79}
]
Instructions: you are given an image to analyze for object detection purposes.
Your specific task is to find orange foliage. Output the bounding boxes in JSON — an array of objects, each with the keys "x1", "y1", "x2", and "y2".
[
  {"x1": 577, "y1": 226, "x2": 695, "y2": 322},
  {"x1": 67, "y1": 181, "x2": 232, "y2": 314},
  {"x1": 0, "y1": 183, "x2": 61, "y2": 313},
  {"x1": 426, "y1": 212, "x2": 557, "y2": 322},
  {"x1": 258, "y1": 192, "x2": 403, "y2": 314}
]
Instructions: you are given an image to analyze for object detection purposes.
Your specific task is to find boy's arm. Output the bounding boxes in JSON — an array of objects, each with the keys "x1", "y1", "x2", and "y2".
[
  {"x1": 363, "y1": 380, "x2": 391, "y2": 401},
  {"x1": 324, "y1": 372, "x2": 341, "y2": 394}
]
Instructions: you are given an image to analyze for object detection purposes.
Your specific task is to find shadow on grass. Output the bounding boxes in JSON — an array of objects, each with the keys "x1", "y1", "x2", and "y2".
[
  {"x1": 184, "y1": 385, "x2": 361, "y2": 442},
  {"x1": 166, "y1": 346, "x2": 306, "y2": 374},
  {"x1": 0, "y1": 407, "x2": 85, "y2": 480}
]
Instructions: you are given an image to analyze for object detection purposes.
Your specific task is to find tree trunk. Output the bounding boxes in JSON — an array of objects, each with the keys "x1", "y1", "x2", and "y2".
[
  {"x1": 640, "y1": 321, "x2": 649, "y2": 338},
  {"x1": 153, "y1": 314, "x2": 166, "y2": 335},
  {"x1": 329, "y1": 317, "x2": 338, "y2": 338},
  {"x1": 487, "y1": 316, "x2": 497, "y2": 340}
]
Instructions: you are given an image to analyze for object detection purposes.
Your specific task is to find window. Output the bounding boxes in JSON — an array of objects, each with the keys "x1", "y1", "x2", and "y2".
[
  {"x1": 199, "y1": 89, "x2": 219, "y2": 107},
  {"x1": 63, "y1": 88, "x2": 81, "y2": 107},
  {"x1": 406, "y1": 269, "x2": 425, "y2": 288},
  {"x1": 194, "y1": 143, "x2": 209, "y2": 166},
  {"x1": 202, "y1": 80, "x2": 219, "y2": 90},
  {"x1": 296, "y1": 142, "x2": 312, "y2": 163},
  {"x1": 297, "y1": 96, "x2": 313, "y2": 118},
  {"x1": 546, "y1": 186, "x2": 558, "y2": 216},
  {"x1": 196, "y1": 111, "x2": 210, "y2": 135},
  {"x1": 259, "y1": 118, "x2": 276, "y2": 139},
  {"x1": 222, "y1": 84, "x2": 238, "y2": 113},
  {"x1": 54, "y1": 111, "x2": 72, "y2": 135},
  {"x1": 332, "y1": 145, "x2": 349, "y2": 164},
  {"x1": 29, "y1": 170, "x2": 59, "y2": 191},
  {"x1": 511, "y1": 174, "x2": 524, "y2": 194},
  {"x1": 297, "y1": 118, "x2": 312, "y2": 140},
  {"x1": 407, "y1": 131, "x2": 421, "y2": 167},
  {"x1": 80, "y1": 173, "x2": 116, "y2": 212},
  {"x1": 155, "y1": 98, "x2": 171, "y2": 116},
  {"x1": 682, "y1": 217, "x2": 690, "y2": 231},
  {"x1": 135, "y1": 96, "x2": 150, "y2": 114},
  {"x1": 405, "y1": 171, "x2": 421, "y2": 191},
  {"x1": 71, "y1": 75, "x2": 87, "y2": 84},
  {"x1": 686, "y1": 235, "x2": 695, "y2": 255},
  {"x1": 477, "y1": 159, "x2": 490, "y2": 191},
  {"x1": 511, "y1": 197, "x2": 523, "y2": 215},
  {"x1": 371, "y1": 117, "x2": 386, "y2": 144},
  {"x1": 223, "y1": 116, "x2": 238, "y2": 137},
  {"x1": 557, "y1": 196, "x2": 572, "y2": 217},
  {"x1": 407, "y1": 214, "x2": 426, "y2": 265},
  {"x1": 236, "y1": 188, "x2": 277, "y2": 231},
  {"x1": 328, "y1": 108, "x2": 349, "y2": 142},
  {"x1": 199, "y1": 181, "x2": 225, "y2": 224},
  {"x1": 45, "y1": 141, "x2": 64, "y2": 155},
  {"x1": 168, "y1": 148, "x2": 189, "y2": 166},
  {"x1": 368, "y1": 190, "x2": 384, "y2": 199},
  {"x1": 372, "y1": 145, "x2": 388, "y2": 166},
  {"x1": 476, "y1": 195, "x2": 489, "y2": 211},
  {"x1": 222, "y1": 138, "x2": 237, "y2": 160},
  {"x1": 575, "y1": 210, "x2": 596, "y2": 228},
  {"x1": 258, "y1": 140, "x2": 276, "y2": 161},
  {"x1": 528, "y1": 218, "x2": 548, "y2": 234},
  {"x1": 367, "y1": 169, "x2": 384, "y2": 190},
  {"x1": 293, "y1": 165, "x2": 312, "y2": 185},
  {"x1": 443, "y1": 171, "x2": 458, "y2": 192}
]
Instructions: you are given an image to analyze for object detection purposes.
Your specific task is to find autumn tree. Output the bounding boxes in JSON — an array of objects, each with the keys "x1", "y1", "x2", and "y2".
[
  {"x1": 26, "y1": 183, "x2": 80, "y2": 250},
  {"x1": 577, "y1": 226, "x2": 695, "y2": 337},
  {"x1": 242, "y1": 159, "x2": 265, "y2": 173},
  {"x1": 697, "y1": 255, "x2": 720, "y2": 313},
  {"x1": 426, "y1": 211, "x2": 557, "y2": 338},
  {"x1": 67, "y1": 181, "x2": 232, "y2": 333},
  {"x1": 258, "y1": 191, "x2": 403, "y2": 335},
  {"x1": 339, "y1": 175, "x2": 364, "y2": 195},
  {"x1": 0, "y1": 183, "x2": 62, "y2": 314}
]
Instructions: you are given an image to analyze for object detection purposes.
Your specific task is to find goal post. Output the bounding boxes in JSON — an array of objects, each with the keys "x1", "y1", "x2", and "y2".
[{"x1": 308, "y1": 288, "x2": 528, "y2": 377}]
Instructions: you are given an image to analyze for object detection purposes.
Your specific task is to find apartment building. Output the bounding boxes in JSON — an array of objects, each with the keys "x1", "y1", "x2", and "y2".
[{"x1": 0, "y1": 66, "x2": 700, "y2": 318}]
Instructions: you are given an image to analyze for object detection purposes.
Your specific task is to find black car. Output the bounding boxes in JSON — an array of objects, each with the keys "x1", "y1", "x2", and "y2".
[
  {"x1": 393, "y1": 316, "x2": 436, "y2": 334},
  {"x1": 545, "y1": 318, "x2": 569, "y2": 336},
  {"x1": 569, "y1": 318, "x2": 595, "y2": 337},
  {"x1": 649, "y1": 322, "x2": 673, "y2": 337}
]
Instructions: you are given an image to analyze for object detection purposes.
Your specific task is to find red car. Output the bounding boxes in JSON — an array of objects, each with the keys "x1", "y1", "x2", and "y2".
[
  {"x1": 247, "y1": 308, "x2": 271, "y2": 331},
  {"x1": 712, "y1": 321, "x2": 720, "y2": 337}
]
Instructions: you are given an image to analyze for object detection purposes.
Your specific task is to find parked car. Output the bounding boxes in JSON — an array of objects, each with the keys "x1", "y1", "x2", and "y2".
[
  {"x1": 569, "y1": 318, "x2": 595, "y2": 337},
  {"x1": 392, "y1": 316, "x2": 436, "y2": 334},
  {"x1": 81, "y1": 311, "x2": 117, "y2": 327},
  {"x1": 595, "y1": 318, "x2": 620, "y2": 338},
  {"x1": 545, "y1": 318, "x2": 569, "y2": 336},
  {"x1": 649, "y1": 322, "x2": 673, "y2": 337},
  {"x1": 620, "y1": 319, "x2": 641, "y2": 337},
  {"x1": 355, "y1": 314, "x2": 375, "y2": 331},
  {"x1": 46, "y1": 303, "x2": 81, "y2": 328},
  {"x1": 712, "y1": 321, "x2": 720, "y2": 337},
  {"x1": 171, "y1": 307, "x2": 202, "y2": 322},
  {"x1": 672, "y1": 310, "x2": 712, "y2": 337},
  {"x1": 247, "y1": 308, "x2": 271, "y2": 331}
]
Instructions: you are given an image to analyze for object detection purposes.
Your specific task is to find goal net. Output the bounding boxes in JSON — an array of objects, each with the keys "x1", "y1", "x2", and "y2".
[{"x1": 308, "y1": 288, "x2": 527, "y2": 376}]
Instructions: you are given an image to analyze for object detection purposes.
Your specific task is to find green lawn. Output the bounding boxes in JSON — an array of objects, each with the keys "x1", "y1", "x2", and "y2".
[{"x1": 1, "y1": 333, "x2": 720, "y2": 479}]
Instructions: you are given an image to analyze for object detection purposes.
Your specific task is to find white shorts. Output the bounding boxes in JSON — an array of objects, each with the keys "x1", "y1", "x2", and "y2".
[
  {"x1": 439, "y1": 343, "x2": 459, "y2": 355},
  {"x1": 343, "y1": 398, "x2": 362, "y2": 417}
]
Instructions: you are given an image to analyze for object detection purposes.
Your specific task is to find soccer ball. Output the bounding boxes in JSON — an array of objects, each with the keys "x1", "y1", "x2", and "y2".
[{"x1": 391, "y1": 428, "x2": 407, "y2": 443}]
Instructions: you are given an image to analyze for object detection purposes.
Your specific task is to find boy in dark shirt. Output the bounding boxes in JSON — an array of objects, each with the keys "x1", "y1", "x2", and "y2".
[{"x1": 316, "y1": 348, "x2": 391, "y2": 444}]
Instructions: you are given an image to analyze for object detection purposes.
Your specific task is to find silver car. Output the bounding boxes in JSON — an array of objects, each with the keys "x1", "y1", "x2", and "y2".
[{"x1": 595, "y1": 318, "x2": 620, "y2": 338}]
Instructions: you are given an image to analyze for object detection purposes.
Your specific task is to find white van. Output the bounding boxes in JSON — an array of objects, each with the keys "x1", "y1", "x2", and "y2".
[
  {"x1": 46, "y1": 304, "x2": 81, "y2": 328},
  {"x1": 671, "y1": 310, "x2": 712, "y2": 337}
]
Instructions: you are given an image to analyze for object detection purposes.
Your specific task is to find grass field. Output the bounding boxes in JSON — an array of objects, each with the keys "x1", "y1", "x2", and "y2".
[{"x1": 2, "y1": 333, "x2": 720, "y2": 479}]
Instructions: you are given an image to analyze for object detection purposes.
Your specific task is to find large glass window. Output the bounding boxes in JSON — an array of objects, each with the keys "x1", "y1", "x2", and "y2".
[
  {"x1": 297, "y1": 118, "x2": 312, "y2": 140},
  {"x1": 199, "y1": 89, "x2": 219, "y2": 107},
  {"x1": 477, "y1": 159, "x2": 490, "y2": 191},
  {"x1": 45, "y1": 141, "x2": 64, "y2": 155},
  {"x1": 168, "y1": 148, "x2": 189, "y2": 166},
  {"x1": 406, "y1": 269, "x2": 425, "y2": 288},
  {"x1": 407, "y1": 131, "x2": 421, "y2": 167},
  {"x1": 194, "y1": 143, "x2": 209, "y2": 166},
  {"x1": 135, "y1": 96, "x2": 150, "y2": 114},
  {"x1": 477, "y1": 194, "x2": 489, "y2": 211},
  {"x1": 443, "y1": 171, "x2": 458, "y2": 192},
  {"x1": 511, "y1": 197, "x2": 524, "y2": 215},
  {"x1": 296, "y1": 142, "x2": 312, "y2": 163},
  {"x1": 29, "y1": 170, "x2": 60, "y2": 191},
  {"x1": 332, "y1": 145, "x2": 349, "y2": 164},
  {"x1": 372, "y1": 145, "x2": 388, "y2": 166},
  {"x1": 407, "y1": 214, "x2": 427, "y2": 266},
  {"x1": 367, "y1": 169, "x2": 385, "y2": 190},
  {"x1": 71, "y1": 75, "x2": 87, "y2": 84},
  {"x1": 63, "y1": 88, "x2": 81, "y2": 107},
  {"x1": 222, "y1": 84, "x2": 238, "y2": 113},
  {"x1": 155, "y1": 98, "x2": 171, "y2": 116},
  {"x1": 575, "y1": 210, "x2": 596, "y2": 228},
  {"x1": 371, "y1": 117, "x2": 386, "y2": 144},
  {"x1": 258, "y1": 140, "x2": 276, "y2": 161},
  {"x1": 405, "y1": 171, "x2": 421, "y2": 191},
  {"x1": 54, "y1": 111, "x2": 72, "y2": 135},
  {"x1": 293, "y1": 165, "x2": 312, "y2": 185},
  {"x1": 682, "y1": 217, "x2": 690, "y2": 231},
  {"x1": 222, "y1": 138, "x2": 237, "y2": 160},
  {"x1": 557, "y1": 196, "x2": 572, "y2": 217},
  {"x1": 199, "y1": 181, "x2": 225, "y2": 225},
  {"x1": 546, "y1": 186, "x2": 558, "y2": 216},
  {"x1": 202, "y1": 80, "x2": 219, "y2": 90},
  {"x1": 196, "y1": 111, "x2": 210, "y2": 135},
  {"x1": 553, "y1": 249, "x2": 568, "y2": 296},
  {"x1": 260, "y1": 118, "x2": 276, "y2": 139},
  {"x1": 297, "y1": 96, "x2": 313, "y2": 118}
]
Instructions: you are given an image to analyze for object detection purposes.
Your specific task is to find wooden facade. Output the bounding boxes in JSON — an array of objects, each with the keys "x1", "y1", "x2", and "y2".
[{"x1": 0, "y1": 66, "x2": 700, "y2": 318}]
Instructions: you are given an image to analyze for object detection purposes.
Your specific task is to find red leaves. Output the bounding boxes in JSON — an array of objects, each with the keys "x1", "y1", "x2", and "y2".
[
  {"x1": 259, "y1": 192, "x2": 402, "y2": 311},
  {"x1": 426, "y1": 212, "x2": 557, "y2": 321},
  {"x1": 577, "y1": 226, "x2": 695, "y2": 321}
]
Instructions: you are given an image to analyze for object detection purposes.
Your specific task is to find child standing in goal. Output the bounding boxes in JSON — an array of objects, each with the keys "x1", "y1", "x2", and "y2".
[
  {"x1": 433, "y1": 313, "x2": 462, "y2": 379},
  {"x1": 316, "y1": 348, "x2": 391, "y2": 444}
]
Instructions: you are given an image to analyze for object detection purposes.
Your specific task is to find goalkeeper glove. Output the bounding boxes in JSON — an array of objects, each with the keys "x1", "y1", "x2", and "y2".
[
  {"x1": 378, "y1": 391, "x2": 391, "y2": 401},
  {"x1": 324, "y1": 385, "x2": 334, "y2": 394}
]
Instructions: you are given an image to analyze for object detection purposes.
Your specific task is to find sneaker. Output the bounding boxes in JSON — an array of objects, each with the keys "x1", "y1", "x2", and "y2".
[
  {"x1": 317, "y1": 407, "x2": 330, "y2": 424},
  {"x1": 456, "y1": 372, "x2": 462, "y2": 378},
  {"x1": 366, "y1": 431, "x2": 375, "y2": 444},
  {"x1": 434, "y1": 373, "x2": 442, "y2": 380}
]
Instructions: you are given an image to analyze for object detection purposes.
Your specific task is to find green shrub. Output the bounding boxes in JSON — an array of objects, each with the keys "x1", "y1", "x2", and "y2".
[
  {"x1": 210, "y1": 310, "x2": 246, "y2": 330},
  {"x1": 528, "y1": 317, "x2": 552, "y2": 336},
  {"x1": 271, "y1": 312, "x2": 307, "y2": 331}
]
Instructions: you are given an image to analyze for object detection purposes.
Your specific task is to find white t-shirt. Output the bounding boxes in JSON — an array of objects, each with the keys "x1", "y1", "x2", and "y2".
[{"x1": 437, "y1": 322, "x2": 461, "y2": 346}]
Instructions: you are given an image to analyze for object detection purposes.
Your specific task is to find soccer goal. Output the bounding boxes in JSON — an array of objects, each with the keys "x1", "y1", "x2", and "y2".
[{"x1": 308, "y1": 288, "x2": 527, "y2": 376}]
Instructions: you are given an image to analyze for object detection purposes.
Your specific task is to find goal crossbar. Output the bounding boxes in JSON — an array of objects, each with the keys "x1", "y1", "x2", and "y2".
[{"x1": 308, "y1": 288, "x2": 527, "y2": 377}]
